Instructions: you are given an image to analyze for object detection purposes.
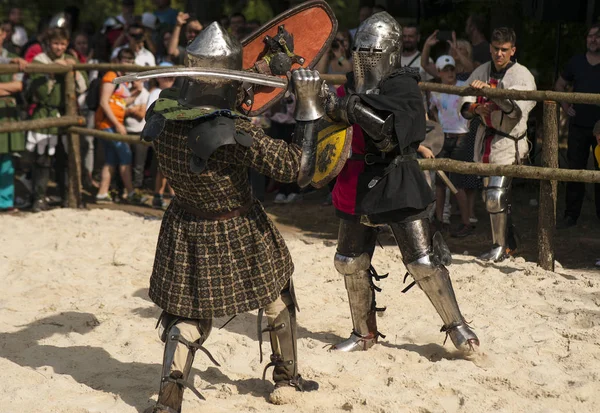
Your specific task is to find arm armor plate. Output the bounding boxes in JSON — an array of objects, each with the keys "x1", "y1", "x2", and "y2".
[
  {"x1": 325, "y1": 92, "x2": 396, "y2": 152},
  {"x1": 350, "y1": 102, "x2": 396, "y2": 153}
]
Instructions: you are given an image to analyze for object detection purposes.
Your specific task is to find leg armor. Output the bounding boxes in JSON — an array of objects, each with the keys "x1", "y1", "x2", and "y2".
[
  {"x1": 146, "y1": 313, "x2": 219, "y2": 413},
  {"x1": 390, "y1": 219, "x2": 479, "y2": 352},
  {"x1": 260, "y1": 282, "x2": 318, "y2": 393},
  {"x1": 330, "y1": 219, "x2": 387, "y2": 352},
  {"x1": 480, "y1": 176, "x2": 513, "y2": 262}
]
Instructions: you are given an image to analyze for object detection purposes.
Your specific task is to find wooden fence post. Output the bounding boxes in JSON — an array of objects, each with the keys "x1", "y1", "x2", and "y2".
[
  {"x1": 64, "y1": 69, "x2": 82, "y2": 208},
  {"x1": 537, "y1": 101, "x2": 559, "y2": 271}
]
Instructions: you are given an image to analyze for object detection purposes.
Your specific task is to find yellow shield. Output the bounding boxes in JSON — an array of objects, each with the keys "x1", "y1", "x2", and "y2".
[{"x1": 311, "y1": 122, "x2": 352, "y2": 188}]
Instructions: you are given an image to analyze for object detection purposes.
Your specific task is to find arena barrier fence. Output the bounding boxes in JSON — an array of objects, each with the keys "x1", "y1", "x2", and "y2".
[{"x1": 2, "y1": 64, "x2": 600, "y2": 271}]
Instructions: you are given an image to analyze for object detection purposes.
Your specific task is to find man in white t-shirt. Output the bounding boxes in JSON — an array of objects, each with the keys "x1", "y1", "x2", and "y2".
[
  {"x1": 125, "y1": 79, "x2": 150, "y2": 188},
  {"x1": 145, "y1": 65, "x2": 177, "y2": 209},
  {"x1": 401, "y1": 24, "x2": 433, "y2": 81},
  {"x1": 111, "y1": 23, "x2": 156, "y2": 67}
]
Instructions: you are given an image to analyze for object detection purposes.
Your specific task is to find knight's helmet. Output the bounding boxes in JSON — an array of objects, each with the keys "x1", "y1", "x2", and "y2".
[
  {"x1": 352, "y1": 12, "x2": 402, "y2": 94},
  {"x1": 179, "y1": 22, "x2": 243, "y2": 109},
  {"x1": 49, "y1": 12, "x2": 70, "y2": 32}
]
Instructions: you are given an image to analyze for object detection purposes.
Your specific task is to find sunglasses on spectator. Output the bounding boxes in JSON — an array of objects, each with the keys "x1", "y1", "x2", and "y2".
[{"x1": 129, "y1": 32, "x2": 144, "y2": 40}]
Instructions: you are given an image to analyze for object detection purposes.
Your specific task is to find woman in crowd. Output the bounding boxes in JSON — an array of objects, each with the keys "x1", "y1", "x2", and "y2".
[{"x1": 94, "y1": 47, "x2": 143, "y2": 204}]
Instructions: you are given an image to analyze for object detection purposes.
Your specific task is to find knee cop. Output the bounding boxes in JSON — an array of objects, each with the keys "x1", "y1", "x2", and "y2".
[{"x1": 483, "y1": 176, "x2": 511, "y2": 214}]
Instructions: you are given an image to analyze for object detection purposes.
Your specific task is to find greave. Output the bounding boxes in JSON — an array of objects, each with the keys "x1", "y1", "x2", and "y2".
[
  {"x1": 264, "y1": 288, "x2": 297, "y2": 384},
  {"x1": 391, "y1": 220, "x2": 479, "y2": 352},
  {"x1": 405, "y1": 256, "x2": 478, "y2": 351},
  {"x1": 490, "y1": 210, "x2": 508, "y2": 248},
  {"x1": 338, "y1": 253, "x2": 377, "y2": 337},
  {"x1": 152, "y1": 314, "x2": 216, "y2": 412},
  {"x1": 481, "y1": 176, "x2": 512, "y2": 262},
  {"x1": 262, "y1": 285, "x2": 318, "y2": 391}
]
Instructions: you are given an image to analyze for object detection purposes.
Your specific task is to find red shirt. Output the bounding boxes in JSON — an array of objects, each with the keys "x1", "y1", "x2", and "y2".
[
  {"x1": 24, "y1": 43, "x2": 43, "y2": 62},
  {"x1": 332, "y1": 86, "x2": 366, "y2": 216}
]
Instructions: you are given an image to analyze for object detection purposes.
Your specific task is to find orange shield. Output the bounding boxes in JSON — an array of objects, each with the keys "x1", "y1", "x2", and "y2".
[{"x1": 241, "y1": 0, "x2": 337, "y2": 116}]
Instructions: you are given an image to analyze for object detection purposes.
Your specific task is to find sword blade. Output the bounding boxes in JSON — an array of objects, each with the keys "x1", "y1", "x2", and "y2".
[{"x1": 113, "y1": 67, "x2": 289, "y2": 89}]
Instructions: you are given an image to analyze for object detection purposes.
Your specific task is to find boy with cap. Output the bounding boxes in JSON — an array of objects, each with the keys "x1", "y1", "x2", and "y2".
[{"x1": 429, "y1": 55, "x2": 473, "y2": 237}]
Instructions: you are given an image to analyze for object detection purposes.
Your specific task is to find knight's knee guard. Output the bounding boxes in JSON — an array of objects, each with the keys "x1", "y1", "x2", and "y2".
[
  {"x1": 153, "y1": 312, "x2": 219, "y2": 411},
  {"x1": 391, "y1": 219, "x2": 479, "y2": 352},
  {"x1": 260, "y1": 282, "x2": 318, "y2": 392},
  {"x1": 481, "y1": 176, "x2": 512, "y2": 261}
]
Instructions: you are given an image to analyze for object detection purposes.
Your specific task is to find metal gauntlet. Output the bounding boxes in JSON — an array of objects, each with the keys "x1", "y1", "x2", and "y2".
[{"x1": 292, "y1": 68, "x2": 325, "y2": 121}]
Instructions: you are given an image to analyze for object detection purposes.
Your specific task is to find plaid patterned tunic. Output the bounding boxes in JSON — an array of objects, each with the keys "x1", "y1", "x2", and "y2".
[{"x1": 149, "y1": 117, "x2": 301, "y2": 319}]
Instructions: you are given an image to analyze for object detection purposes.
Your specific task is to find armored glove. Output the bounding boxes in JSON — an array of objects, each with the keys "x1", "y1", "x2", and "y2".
[{"x1": 291, "y1": 68, "x2": 325, "y2": 121}]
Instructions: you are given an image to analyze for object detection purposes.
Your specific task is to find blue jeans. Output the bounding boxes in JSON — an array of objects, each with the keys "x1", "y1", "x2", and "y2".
[
  {"x1": 0, "y1": 154, "x2": 14, "y2": 209},
  {"x1": 101, "y1": 128, "x2": 132, "y2": 166}
]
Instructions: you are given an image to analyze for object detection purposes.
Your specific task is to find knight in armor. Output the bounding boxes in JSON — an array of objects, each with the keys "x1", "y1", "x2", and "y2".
[
  {"x1": 140, "y1": 22, "x2": 319, "y2": 412},
  {"x1": 459, "y1": 27, "x2": 536, "y2": 262},
  {"x1": 296, "y1": 11, "x2": 480, "y2": 352}
]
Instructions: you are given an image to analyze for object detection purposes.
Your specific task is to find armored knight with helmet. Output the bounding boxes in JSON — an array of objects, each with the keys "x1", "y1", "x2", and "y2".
[
  {"x1": 137, "y1": 20, "x2": 325, "y2": 413},
  {"x1": 299, "y1": 12, "x2": 481, "y2": 353}
]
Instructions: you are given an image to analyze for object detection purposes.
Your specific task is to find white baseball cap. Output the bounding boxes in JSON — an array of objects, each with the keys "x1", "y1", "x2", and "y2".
[
  {"x1": 11, "y1": 26, "x2": 28, "y2": 47},
  {"x1": 435, "y1": 55, "x2": 455, "y2": 70},
  {"x1": 141, "y1": 12, "x2": 159, "y2": 30}
]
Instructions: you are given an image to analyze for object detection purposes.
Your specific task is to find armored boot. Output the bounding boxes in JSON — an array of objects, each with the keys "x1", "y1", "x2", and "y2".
[
  {"x1": 480, "y1": 176, "x2": 513, "y2": 262},
  {"x1": 261, "y1": 285, "x2": 318, "y2": 404},
  {"x1": 330, "y1": 252, "x2": 386, "y2": 351},
  {"x1": 145, "y1": 313, "x2": 218, "y2": 413},
  {"x1": 391, "y1": 219, "x2": 479, "y2": 352},
  {"x1": 329, "y1": 219, "x2": 384, "y2": 351}
]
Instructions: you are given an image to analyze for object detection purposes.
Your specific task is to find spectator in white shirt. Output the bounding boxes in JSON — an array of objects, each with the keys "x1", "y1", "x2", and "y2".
[
  {"x1": 125, "y1": 80, "x2": 150, "y2": 188},
  {"x1": 146, "y1": 64, "x2": 176, "y2": 209},
  {"x1": 401, "y1": 24, "x2": 433, "y2": 81},
  {"x1": 111, "y1": 23, "x2": 156, "y2": 67}
]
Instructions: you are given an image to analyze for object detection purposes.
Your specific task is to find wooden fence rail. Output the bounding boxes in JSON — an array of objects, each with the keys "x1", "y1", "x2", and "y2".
[{"x1": 0, "y1": 116, "x2": 85, "y2": 133}]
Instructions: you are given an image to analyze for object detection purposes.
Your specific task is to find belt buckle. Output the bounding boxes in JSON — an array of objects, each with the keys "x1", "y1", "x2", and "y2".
[{"x1": 364, "y1": 153, "x2": 376, "y2": 165}]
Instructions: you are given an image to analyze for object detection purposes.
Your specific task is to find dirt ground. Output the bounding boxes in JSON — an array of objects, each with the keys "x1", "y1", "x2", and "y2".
[{"x1": 31, "y1": 177, "x2": 598, "y2": 272}]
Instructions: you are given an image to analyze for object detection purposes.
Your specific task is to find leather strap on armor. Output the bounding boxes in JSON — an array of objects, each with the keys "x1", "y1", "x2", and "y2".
[{"x1": 484, "y1": 126, "x2": 526, "y2": 165}]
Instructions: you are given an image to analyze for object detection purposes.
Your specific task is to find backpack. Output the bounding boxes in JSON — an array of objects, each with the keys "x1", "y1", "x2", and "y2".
[
  {"x1": 85, "y1": 76, "x2": 102, "y2": 111},
  {"x1": 85, "y1": 71, "x2": 108, "y2": 111}
]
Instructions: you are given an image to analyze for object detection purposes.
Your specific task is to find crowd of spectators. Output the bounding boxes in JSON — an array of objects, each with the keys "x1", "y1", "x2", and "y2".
[
  {"x1": 0, "y1": 1, "x2": 268, "y2": 213},
  {"x1": 0, "y1": 2, "x2": 598, "y2": 250}
]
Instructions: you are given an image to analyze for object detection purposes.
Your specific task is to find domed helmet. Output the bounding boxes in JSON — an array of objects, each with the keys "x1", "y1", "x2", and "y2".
[
  {"x1": 178, "y1": 22, "x2": 243, "y2": 109},
  {"x1": 49, "y1": 12, "x2": 69, "y2": 29},
  {"x1": 351, "y1": 12, "x2": 402, "y2": 94}
]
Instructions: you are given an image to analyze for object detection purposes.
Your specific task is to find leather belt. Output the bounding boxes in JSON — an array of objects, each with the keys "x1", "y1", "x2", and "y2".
[
  {"x1": 349, "y1": 153, "x2": 394, "y2": 165},
  {"x1": 444, "y1": 133, "x2": 468, "y2": 138},
  {"x1": 175, "y1": 198, "x2": 253, "y2": 220}
]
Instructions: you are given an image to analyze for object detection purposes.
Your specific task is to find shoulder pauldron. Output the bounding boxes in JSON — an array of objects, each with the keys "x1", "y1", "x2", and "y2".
[{"x1": 140, "y1": 97, "x2": 253, "y2": 173}]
